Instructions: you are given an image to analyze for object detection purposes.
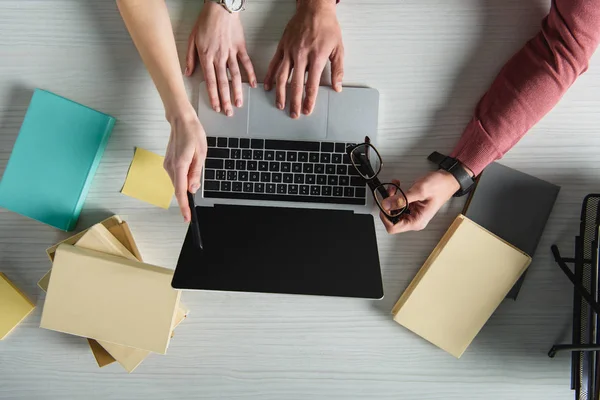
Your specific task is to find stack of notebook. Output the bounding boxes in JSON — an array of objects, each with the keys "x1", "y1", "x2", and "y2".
[
  {"x1": 392, "y1": 214, "x2": 531, "y2": 358},
  {"x1": 38, "y1": 216, "x2": 187, "y2": 372}
]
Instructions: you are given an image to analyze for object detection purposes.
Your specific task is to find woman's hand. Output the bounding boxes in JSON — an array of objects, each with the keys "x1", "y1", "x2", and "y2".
[
  {"x1": 163, "y1": 112, "x2": 207, "y2": 222},
  {"x1": 264, "y1": 0, "x2": 343, "y2": 118},
  {"x1": 380, "y1": 171, "x2": 461, "y2": 234},
  {"x1": 185, "y1": 1, "x2": 257, "y2": 116}
]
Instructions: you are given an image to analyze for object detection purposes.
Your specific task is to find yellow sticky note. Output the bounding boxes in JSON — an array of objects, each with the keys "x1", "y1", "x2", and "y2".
[
  {"x1": 121, "y1": 148, "x2": 174, "y2": 209},
  {"x1": 0, "y1": 272, "x2": 35, "y2": 340}
]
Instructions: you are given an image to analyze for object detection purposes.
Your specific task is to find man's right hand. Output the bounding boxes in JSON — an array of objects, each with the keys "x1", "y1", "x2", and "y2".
[
  {"x1": 185, "y1": 1, "x2": 257, "y2": 116},
  {"x1": 379, "y1": 172, "x2": 460, "y2": 234},
  {"x1": 264, "y1": 0, "x2": 343, "y2": 119},
  {"x1": 164, "y1": 112, "x2": 207, "y2": 222}
]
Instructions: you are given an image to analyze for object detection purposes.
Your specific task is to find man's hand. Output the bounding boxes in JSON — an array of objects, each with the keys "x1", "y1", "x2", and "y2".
[
  {"x1": 380, "y1": 171, "x2": 461, "y2": 234},
  {"x1": 186, "y1": 1, "x2": 257, "y2": 116},
  {"x1": 264, "y1": 0, "x2": 343, "y2": 118},
  {"x1": 163, "y1": 112, "x2": 208, "y2": 222}
]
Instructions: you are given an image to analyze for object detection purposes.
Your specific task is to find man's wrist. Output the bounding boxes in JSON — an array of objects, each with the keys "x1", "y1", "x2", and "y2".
[
  {"x1": 297, "y1": 0, "x2": 337, "y2": 12},
  {"x1": 437, "y1": 170, "x2": 461, "y2": 193}
]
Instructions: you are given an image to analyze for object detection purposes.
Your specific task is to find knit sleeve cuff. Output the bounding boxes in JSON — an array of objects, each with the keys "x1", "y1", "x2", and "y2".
[{"x1": 450, "y1": 118, "x2": 502, "y2": 176}]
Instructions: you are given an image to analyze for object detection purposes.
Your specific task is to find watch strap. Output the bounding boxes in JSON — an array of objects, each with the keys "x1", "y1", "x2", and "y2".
[{"x1": 427, "y1": 151, "x2": 475, "y2": 197}]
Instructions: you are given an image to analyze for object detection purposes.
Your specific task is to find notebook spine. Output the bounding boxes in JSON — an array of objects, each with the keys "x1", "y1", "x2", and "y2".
[{"x1": 67, "y1": 118, "x2": 116, "y2": 231}]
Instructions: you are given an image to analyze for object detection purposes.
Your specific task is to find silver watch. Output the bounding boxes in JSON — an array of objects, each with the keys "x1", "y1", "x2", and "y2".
[{"x1": 205, "y1": 0, "x2": 246, "y2": 13}]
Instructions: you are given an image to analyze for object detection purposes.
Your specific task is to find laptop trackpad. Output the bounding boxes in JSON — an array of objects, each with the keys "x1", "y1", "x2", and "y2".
[{"x1": 248, "y1": 87, "x2": 328, "y2": 140}]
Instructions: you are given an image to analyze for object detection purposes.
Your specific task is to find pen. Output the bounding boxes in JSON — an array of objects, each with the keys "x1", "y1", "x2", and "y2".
[{"x1": 187, "y1": 191, "x2": 203, "y2": 249}]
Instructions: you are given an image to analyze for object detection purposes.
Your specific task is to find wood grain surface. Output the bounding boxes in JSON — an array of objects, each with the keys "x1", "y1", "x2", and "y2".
[{"x1": 0, "y1": 0, "x2": 598, "y2": 399}]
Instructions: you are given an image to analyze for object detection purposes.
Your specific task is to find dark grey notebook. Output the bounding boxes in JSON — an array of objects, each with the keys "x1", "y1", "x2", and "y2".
[{"x1": 463, "y1": 162, "x2": 560, "y2": 300}]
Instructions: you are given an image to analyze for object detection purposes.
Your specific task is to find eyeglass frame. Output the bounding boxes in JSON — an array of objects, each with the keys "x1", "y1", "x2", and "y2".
[{"x1": 346, "y1": 137, "x2": 410, "y2": 224}]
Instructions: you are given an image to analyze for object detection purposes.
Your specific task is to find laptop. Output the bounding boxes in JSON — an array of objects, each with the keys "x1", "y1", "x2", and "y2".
[{"x1": 171, "y1": 84, "x2": 384, "y2": 299}]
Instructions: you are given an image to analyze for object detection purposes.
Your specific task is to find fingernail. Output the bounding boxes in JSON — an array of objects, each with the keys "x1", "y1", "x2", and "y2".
[
  {"x1": 235, "y1": 99, "x2": 242, "y2": 107},
  {"x1": 277, "y1": 102, "x2": 284, "y2": 110},
  {"x1": 334, "y1": 83, "x2": 342, "y2": 92},
  {"x1": 252, "y1": 80, "x2": 257, "y2": 88},
  {"x1": 226, "y1": 109, "x2": 233, "y2": 117},
  {"x1": 302, "y1": 107, "x2": 310, "y2": 115},
  {"x1": 214, "y1": 106, "x2": 220, "y2": 113},
  {"x1": 184, "y1": 67, "x2": 189, "y2": 76},
  {"x1": 264, "y1": 83, "x2": 270, "y2": 91},
  {"x1": 291, "y1": 111, "x2": 298, "y2": 119},
  {"x1": 191, "y1": 183, "x2": 200, "y2": 193}
]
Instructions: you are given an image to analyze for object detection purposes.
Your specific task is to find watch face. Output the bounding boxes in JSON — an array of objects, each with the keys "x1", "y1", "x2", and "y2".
[{"x1": 224, "y1": 0, "x2": 244, "y2": 12}]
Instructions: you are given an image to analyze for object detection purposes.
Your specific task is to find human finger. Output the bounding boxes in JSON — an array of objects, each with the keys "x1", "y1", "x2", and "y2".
[
  {"x1": 275, "y1": 57, "x2": 292, "y2": 111},
  {"x1": 228, "y1": 53, "x2": 243, "y2": 108},
  {"x1": 174, "y1": 166, "x2": 191, "y2": 222},
  {"x1": 264, "y1": 46, "x2": 283, "y2": 91},
  {"x1": 185, "y1": 33, "x2": 197, "y2": 76},
  {"x1": 380, "y1": 180, "x2": 408, "y2": 214},
  {"x1": 380, "y1": 211, "x2": 421, "y2": 234},
  {"x1": 289, "y1": 58, "x2": 307, "y2": 119},
  {"x1": 238, "y1": 47, "x2": 257, "y2": 88},
  {"x1": 216, "y1": 58, "x2": 233, "y2": 116},
  {"x1": 200, "y1": 54, "x2": 220, "y2": 113},
  {"x1": 302, "y1": 56, "x2": 326, "y2": 115},
  {"x1": 329, "y1": 46, "x2": 344, "y2": 92},
  {"x1": 187, "y1": 153, "x2": 204, "y2": 193}
]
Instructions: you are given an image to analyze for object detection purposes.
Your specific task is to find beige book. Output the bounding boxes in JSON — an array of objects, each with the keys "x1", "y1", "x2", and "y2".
[
  {"x1": 0, "y1": 273, "x2": 35, "y2": 340},
  {"x1": 40, "y1": 218, "x2": 136, "y2": 367},
  {"x1": 42, "y1": 217, "x2": 134, "y2": 367},
  {"x1": 40, "y1": 244, "x2": 181, "y2": 354},
  {"x1": 87, "y1": 339, "x2": 116, "y2": 367},
  {"x1": 40, "y1": 222, "x2": 188, "y2": 370},
  {"x1": 46, "y1": 215, "x2": 123, "y2": 262},
  {"x1": 78, "y1": 224, "x2": 188, "y2": 371},
  {"x1": 392, "y1": 214, "x2": 531, "y2": 358},
  {"x1": 100, "y1": 305, "x2": 189, "y2": 373},
  {"x1": 76, "y1": 224, "x2": 139, "y2": 262},
  {"x1": 75, "y1": 224, "x2": 185, "y2": 371},
  {"x1": 39, "y1": 219, "x2": 141, "y2": 291},
  {"x1": 45, "y1": 215, "x2": 142, "y2": 263}
]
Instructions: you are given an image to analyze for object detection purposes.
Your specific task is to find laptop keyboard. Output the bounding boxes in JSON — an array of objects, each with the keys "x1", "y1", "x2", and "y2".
[{"x1": 203, "y1": 137, "x2": 367, "y2": 205}]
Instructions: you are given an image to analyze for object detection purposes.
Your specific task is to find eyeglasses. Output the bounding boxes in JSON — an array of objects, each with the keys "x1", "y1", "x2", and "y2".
[{"x1": 346, "y1": 137, "x2": 410, "y2": 224}]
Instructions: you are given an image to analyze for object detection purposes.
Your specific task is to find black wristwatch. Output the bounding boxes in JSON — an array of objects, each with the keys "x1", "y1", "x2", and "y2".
[{"x1": 427, "y1": 151, "x2": 475, "y2": 197}]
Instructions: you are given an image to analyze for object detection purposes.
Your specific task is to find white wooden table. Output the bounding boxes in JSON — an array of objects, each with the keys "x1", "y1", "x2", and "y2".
[{"x1": 1, "y1": 1, "x2": 598, "y2": 399}]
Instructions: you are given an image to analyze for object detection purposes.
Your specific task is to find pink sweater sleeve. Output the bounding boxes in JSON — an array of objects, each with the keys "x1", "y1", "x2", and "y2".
[{"x1": 451, "y1": 0, "x2": 600, "y2": 176}]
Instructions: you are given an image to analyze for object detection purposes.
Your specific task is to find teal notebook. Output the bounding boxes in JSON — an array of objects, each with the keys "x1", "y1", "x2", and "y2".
[{"x1": 0, "y1": 89, "x2": 115, "y2": 231}]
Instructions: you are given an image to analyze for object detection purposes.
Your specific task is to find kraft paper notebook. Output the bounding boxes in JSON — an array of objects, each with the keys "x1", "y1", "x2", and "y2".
[
  {"x1": 74, "y1": 224, "x2": 186, "y2": 372},
  {"x1": 99, "y1": 306, "x2": 188, "y2": 373},
  {"x1": 392, "y1": 215, "x2": 531, "y2": 358},
  {"x1": 463, "y1": 162, "x2": 560, "y2": 300},
  {"x1": 87, "y1": 339, "x2": 116, "y2": 368},
  {"x1": 40, "y1": 215, "x2": 142, "y2": 291},
  {"x1": 0, "y1": 273, "x2": 35, "y2": 340},
  {"x1": 40, "y1": 244, "x2": 180, "y2": 354},
  {"x1": 39, "y1": 218, "x2": 187, "y2": 370},
  {"x1": 0, "y1": 89, "x2": 115, "y2": 231},
  {"x1": 40, "y1": 216, "x2": 134, "y2": 367}
]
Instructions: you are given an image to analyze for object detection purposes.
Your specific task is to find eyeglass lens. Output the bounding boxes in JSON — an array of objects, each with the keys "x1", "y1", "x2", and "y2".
[
  {"x1": 350, "y1": 144, "x2": 382, "y2": 180},
  {"x1": 374, "y1": 183, "x2": 407, "y2": 217}
]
